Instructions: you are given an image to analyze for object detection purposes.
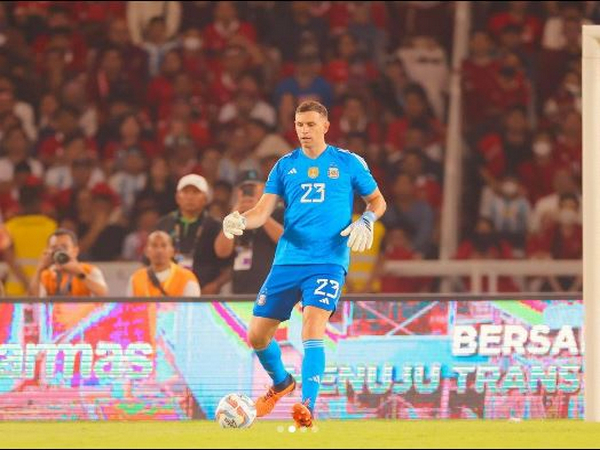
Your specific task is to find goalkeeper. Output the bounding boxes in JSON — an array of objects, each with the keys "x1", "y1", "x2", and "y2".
[{"x1": 222, "y1": 100, "x2": 386, "y2": 428}]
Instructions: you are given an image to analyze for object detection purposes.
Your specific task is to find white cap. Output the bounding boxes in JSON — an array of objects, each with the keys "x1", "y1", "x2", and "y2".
[{"x1": 177, "y1": 174, "x2": 210, "y2": 197}]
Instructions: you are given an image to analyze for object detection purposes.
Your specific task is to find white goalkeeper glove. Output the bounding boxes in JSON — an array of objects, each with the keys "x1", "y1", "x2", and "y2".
[
  {"x1": 223, "y1": 211, "x2": 247, "y2": 239},
  {"x1": 340, "y1": 211, "x2": 376, "y2": 252}
]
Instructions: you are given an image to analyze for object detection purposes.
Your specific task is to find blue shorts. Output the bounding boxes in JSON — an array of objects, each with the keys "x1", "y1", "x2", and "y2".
[{"x1": 253, "y1": 264, "x2": 347, "y2": 321}]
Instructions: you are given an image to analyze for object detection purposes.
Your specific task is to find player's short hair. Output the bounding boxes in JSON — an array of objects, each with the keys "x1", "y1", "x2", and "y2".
[{"x1": 296, "y1": 101, "x2": 328, "y2": 119}]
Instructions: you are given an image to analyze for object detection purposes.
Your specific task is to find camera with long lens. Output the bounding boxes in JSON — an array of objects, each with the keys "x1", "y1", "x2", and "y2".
[{"x1": 52, "y1": 250, "x2": 70, "y2": 265}]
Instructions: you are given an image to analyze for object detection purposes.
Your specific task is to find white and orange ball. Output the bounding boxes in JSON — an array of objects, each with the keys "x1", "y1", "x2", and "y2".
[{"x1": 215, "y1": 393, "x2": 257, "y2": 429}]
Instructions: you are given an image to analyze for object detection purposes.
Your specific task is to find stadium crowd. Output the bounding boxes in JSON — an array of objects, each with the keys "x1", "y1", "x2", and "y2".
[{"x1": 0, "y1": 1, "x2": 585, "y2": 295}]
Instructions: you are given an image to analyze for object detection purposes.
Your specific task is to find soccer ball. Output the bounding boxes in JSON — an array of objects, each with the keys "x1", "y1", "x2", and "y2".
[{"x1": 215, "y1": 393, "x2": 257, "y2": 429}]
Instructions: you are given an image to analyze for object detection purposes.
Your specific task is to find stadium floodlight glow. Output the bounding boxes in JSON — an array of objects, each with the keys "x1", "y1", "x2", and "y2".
[{"x1": 583, "y1": 24, "x2": 600, "y2": 422}]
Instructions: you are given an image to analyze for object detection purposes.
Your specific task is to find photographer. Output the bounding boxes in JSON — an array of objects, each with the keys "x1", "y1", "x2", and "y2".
[
  {"x1": 215, "y1": 170, "x2": 283, "y2": 294},
  {"x1": 30, "y1": 229, "x2": 108, "y2": 297}
]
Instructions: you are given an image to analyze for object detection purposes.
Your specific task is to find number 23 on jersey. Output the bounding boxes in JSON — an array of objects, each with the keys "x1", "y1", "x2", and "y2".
[{"x1": 300, "y1": 183, "x2": 325, "y2": 203}]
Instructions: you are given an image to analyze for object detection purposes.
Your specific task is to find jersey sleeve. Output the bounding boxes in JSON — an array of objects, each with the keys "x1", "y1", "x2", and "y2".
[
  {"x1": 349, "y1": 153, "x2": 378, "y2": 197},
  {"x1": 264, "y1": 159, "x2": 284, "y2": 196}
]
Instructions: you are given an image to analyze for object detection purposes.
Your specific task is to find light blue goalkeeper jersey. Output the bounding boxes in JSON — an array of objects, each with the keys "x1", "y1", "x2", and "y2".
[{"x1": 264, "y1": 145, "x2": 378, "y2": 271}]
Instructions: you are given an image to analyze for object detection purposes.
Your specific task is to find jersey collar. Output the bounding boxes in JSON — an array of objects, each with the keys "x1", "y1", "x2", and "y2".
[{"x1": 300, "y1": 144, "x2": 330, "y2": 161}]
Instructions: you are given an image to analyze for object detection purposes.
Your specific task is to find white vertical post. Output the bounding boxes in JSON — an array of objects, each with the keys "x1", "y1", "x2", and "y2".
[
  {"x1": 489, "y1": 272, "x2": 498, "y2": 295},
  {"x1": 583, "y1": 25, "x2": 600, "y2": 422},
  {"x1": 440, "y1": 2, "x2": 471, "y2": 292}
]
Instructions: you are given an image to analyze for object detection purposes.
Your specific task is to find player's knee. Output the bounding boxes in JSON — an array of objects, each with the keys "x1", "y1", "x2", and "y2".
[
  {"x1": 302, "y1": 307, "x2": 330, "y2": 340},
  {"x1": 248, "y1": 331, "x2": 270, "y2": 350}
]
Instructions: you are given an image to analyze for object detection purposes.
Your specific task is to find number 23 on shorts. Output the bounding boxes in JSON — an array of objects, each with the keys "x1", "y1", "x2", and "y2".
[{"x1": 313, "y1": 278, "x2": 340, "y2": 302}]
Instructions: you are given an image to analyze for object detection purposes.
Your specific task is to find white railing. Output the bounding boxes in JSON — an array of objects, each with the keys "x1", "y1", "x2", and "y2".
[
  {"x1": 383, "y1": 259, "x2": 582, "y2": 294},
  {"x1": 2, "y1": 259, "x2": 582, "y2": 296},
  {"x1": 0, "y1": 260, "x2": 142, "y2": 297}
]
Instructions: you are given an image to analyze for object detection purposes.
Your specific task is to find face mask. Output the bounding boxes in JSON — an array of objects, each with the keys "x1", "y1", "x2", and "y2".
[
  {"x1": 533, "y1": 141, "x2": 552, "y2": 157},
  {"x1": 183, "y1": 36, "x2": 202, "y2": 51},
  {"x1": 559, "y1": 209, "x2": 578, "y2": 226},
  {"x1": 502, "y1": 181, "x2": 518, "y2": 197}
]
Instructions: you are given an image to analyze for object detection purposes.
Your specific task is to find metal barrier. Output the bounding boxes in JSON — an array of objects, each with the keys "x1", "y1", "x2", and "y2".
[
  {"x1": 0, "y1": 292, "x2": 582, "y2": 303},
  {"x1": 383, "y1": 260, "x2": 582, "y2": 294},
  {"x1": 0, "y1": 259, "x2": 583, "y2": 296}
]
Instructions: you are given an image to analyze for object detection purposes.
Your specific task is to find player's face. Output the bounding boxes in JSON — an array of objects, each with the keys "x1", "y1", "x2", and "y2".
[{"x1": 295, "y1": 111, "x2": 329, "y2": 148}]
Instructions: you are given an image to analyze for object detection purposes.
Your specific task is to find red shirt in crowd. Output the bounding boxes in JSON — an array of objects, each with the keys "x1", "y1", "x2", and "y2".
[
  {"x1": 385, "y1": 117, "x2": 445, "y2": 154},
  {"x1": 476, "y1": 133, "x2": 506, "y2": 179},
  {"x1": 517, "y1": 158, "x2": 561, "y2": 204},
  {"x1": 156, "y1": 120, "x2": 212, "y2": 153},
  {"x1": 147, "y1": 75, "x2": 176, "y2": 121},
  {"x1": 324, "y1": 1, "x2": 388, "y2": 32},
  {"x1": 555, "y1": 137, "x2": 582, "y2": 181},
  {"x1": 327, "y1": 116, "x2": 382, "y2": 147},
  {"x1": 323, "y1": 58, "x2": 379, "y2": 88},
  {"x1": 38, "y1": 135, "x2": 98, "y2": 165},
  {"x1": 488, "y1": 11, "x2": 543, "y2": 50},
  {"x1": 67, "y1": 1, "x2": 125, "y2": 23},
  {"x1": 537, "y1": 49, "x2": 578, "y2": 104},
  {"x1": 380, "y1": 246, "x2": 431, "y2": 293},
  {"x1": 462, "y1": 59, "x2": 502, "y2": 126},
  {"x1": 487, "y1": 70, "x2": 530, "y2": 115},
  {"x1": 527, "y1": 224, "x2": 582, "y2": 260},
  {"x1": 32, "y1": 30, "x2": 89, "y2": 73},
  {"x1": 202, "y1": 21, "x2": 257, "y2": 56},
  {"x1": 414, "y1": 175, "x2": 442, "y2": 211},
  {"x1": 455, "y1": 239, "x2": 519, "y2": 292}
]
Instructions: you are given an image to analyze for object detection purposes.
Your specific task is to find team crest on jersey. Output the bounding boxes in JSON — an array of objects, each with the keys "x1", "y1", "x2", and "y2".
[
  {"x1": 328, "y1": 167, "x2": 339, "y2": 179},
  {"x1": 308, "y1": 167, "x2": 319, "y2": 178},
  {"x1": 257, "y1": 293, "x2": 267, "y2": 306}
]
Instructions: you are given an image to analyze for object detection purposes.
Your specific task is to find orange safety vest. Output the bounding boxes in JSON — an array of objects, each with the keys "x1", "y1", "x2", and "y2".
[
  {"x1": 40, "y1": 263, "x2": 97, "y2": 296},
  {"x1": 130, "y1": 263, "x2": 199, "y2": 297},
  {"x1": 130, "y1": 264, "x2": 199, "y2": 347},
  {"x1": 40, "y1": 263, "x2": 103, "y2": 335}
]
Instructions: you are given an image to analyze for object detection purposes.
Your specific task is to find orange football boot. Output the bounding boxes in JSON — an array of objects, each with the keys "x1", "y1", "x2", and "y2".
[
  {"x1": 255, "y1": 375, "x2": 296, "y2": 418},
  {"x1": 291, "y1": 401, "x2": 314, "y2": 428}
]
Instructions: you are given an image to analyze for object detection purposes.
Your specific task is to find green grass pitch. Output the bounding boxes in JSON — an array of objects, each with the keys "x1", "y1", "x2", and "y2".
[{"x1": 0, "y1": 420, "x2": 599, "y2": 448}]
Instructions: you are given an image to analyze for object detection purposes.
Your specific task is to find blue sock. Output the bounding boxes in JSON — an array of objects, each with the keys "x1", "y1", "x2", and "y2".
[
  {"x1": 302, "y1": 339, "x2": 325, "y2": 414},
  {"x1": 255, "y1": 339, "x2": 289, "y2": 386}
]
